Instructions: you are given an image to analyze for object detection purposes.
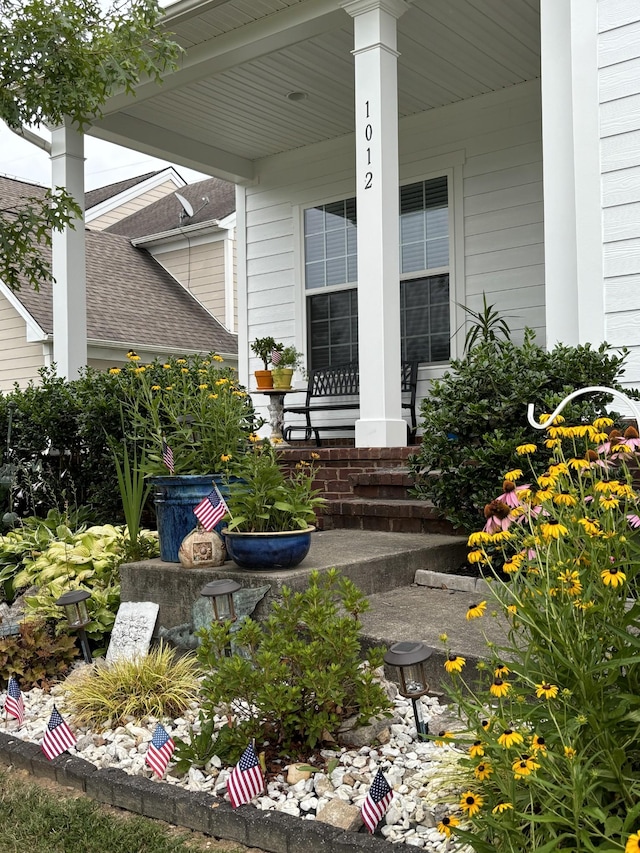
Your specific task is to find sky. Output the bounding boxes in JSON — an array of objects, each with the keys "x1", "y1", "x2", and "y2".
[{"x1": 0, "y1": 122, "x2": 210, "y2": 191}]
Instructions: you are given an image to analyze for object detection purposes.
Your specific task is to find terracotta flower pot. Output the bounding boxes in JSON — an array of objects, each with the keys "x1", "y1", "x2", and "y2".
[{"x1": 254, "y1": 369, "x2": 273, "y2": 390}]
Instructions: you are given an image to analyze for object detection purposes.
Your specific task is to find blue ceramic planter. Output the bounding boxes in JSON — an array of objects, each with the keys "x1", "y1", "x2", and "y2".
[
  {"x1": 152, "y1": 474, "x2": 230, "y2": 563},
  {"x1": 223, "y1": 526, "x2": 314, "y2": 570}
]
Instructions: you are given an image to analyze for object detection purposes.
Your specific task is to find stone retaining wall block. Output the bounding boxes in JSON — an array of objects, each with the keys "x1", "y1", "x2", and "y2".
[
  {"x1": 85, "y1": 766, "x2": 129, "y2": 806},
  {"x1": 332, "y1": 830, "x2": 397, "y2": 852},
  {"x1": 173, "y1": 789, "x2": 219, "y2": 834},
  {"x1": 242, "y1": 807, "x2": 297, "y2": 852},
  {"x1": 55, "y1": 755, "x2": 97, "y2": 791},
  {"x1": 285, "y1": 818, "x2": 341, "y2": 853}
]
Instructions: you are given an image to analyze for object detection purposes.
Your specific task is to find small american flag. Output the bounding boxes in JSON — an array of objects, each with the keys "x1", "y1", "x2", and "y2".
[
  {"x1": 227, "y1": 743, "x2": 264, "y2": 808},
  {"x1": 145, "y1": 723, "x2": 175, "y2": 778},
  {"x1": 194, "y1": 486, "x2": 228, "y2": 531},
  {"x1": 361, "y1": 768, "x2": 394, "y2": 833},
  {"x1": 162, "y1": 438, "x2": 175, "y2": 474},
  {"x1": 41, "y1": 706, "x2": 76, "y2": 760},
  {"x1": 271, "y1": 348, "x2": 282, "y2": 366},
  {"x1": 5, "y1": 676, "x2": 25, "y2": 725}
]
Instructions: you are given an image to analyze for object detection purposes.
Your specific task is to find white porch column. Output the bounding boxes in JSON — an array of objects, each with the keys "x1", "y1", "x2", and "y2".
[
  {"x1": 540, "y1": 0, "x2": 603, "y2": 348},
  {"x1": 50, "y1": 118, "x2": 87, "y2": 379},
  {"x1": 343, "y1": 0, "x2": 409, "y2": 448}
]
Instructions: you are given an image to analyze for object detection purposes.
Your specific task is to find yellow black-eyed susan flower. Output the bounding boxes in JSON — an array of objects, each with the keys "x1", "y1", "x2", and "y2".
[
  {"x1": 444, "y1": 654, "x2": 466, "y2": 674},
  {"x1": 594, "y1": 416, "x2": 614, "y2": 430},
  {"x1": 437, "y1": 815, "x2": 459, "y2": 837},
  {"x1": 490, "y1": 678, "x2": 510, "y2": 699},
  {"x1": 530, "y1": 734, "x2": 546, "y2": 752},
  {"x1": 176, "y1": 358, "x2": 187, "y2": 364},
  {"x1": 516, "y1": 443, "x2": 536, "y2": 455},
  {"x1": 220, "y1": 454, "x2": 232, "y2": 463},
  {"x1": 601, "y1": 566, "x2": 626, "y2": 587},
  {"x1": 181, "y1": 368, "x2": 189, "y2": 374},
  {"x1": 151, "y1": 385, "x2": 161, "y2": 391},
  {"x1": 481, "y1": 719, "x2": 491, "y2": 731},
  {"x1": 198, "y1": 383, "x2": 208, "y2": 390},
  {"x1": 507, "y1": 604, "x2": 518, "y2": 615},
  {"x1": 564, "y1": 745, "x2": 576, "y2": 759},
  {"x1": 498, "y1": 729, "x2": 523, "y2": 749},
  {"x1": 467, "y1": 550, "x2": 484, "y2": 564},
  {"x1": 213, "y1": 354, "x2": 224, "y2": 362},
  {"x1": 216, "y1": 378, "x2": 229, "y2": 385},
  {"x1": 626, "y1": 833, "x2": 640, "y2": 853},
  {"x1": 540, "y1": 519, "x2": 568, "y2": 541},
  {"x1": 512, "y1": 755, "x2": 539, "y2": 779},
  {"x1": 504, "y1": 468, "x2": 523, "y2": 482},
  {"x1": 459, "y1": 791, "x2": 483, "y2": 817},
  {"x1": 535, "y1": 682, "x2": 559, "y2": 700},
  {"x1": 600, "y1": 495, "x2": 620, "y2": 510},
  {"x1": 126, "y1": 350, "x2": 140, "y2": 360},
  {"x1": 469, "y1": 740, "x2": 485, "y2": 758},
  {"x1": 492, "y1": 802, "x2": 514, "y2": 814},
  {"x1": 554, "y1": 492, "x2": 577, "y2": 507},
  {"x1": 578, "y1": 517, "x2": 601, "y2": 536},
  {"x1": 108, "y1": 367, "x2": 121, "y2": 374},
  {"x1": 435, "y1": 730, "x2": 454, "y2": 747},
  {"x1": 466, "y1": 601, "x2": 486, "y2": 620},
  {"x1": 163, "y1": 363, "x2": 171, "y2": 369},
  {"x1": 208, "y1": 393, "x2": 218, "y2": 399},
  {"x1": 165, "y1": 385, "x2": 173, "y2": 390},
  {"x1": 474, "y1": 761, "x2": 493, "y2": 781},
  {"x1": 494, "y1": 664, "x2": 509, "y2": 678}
]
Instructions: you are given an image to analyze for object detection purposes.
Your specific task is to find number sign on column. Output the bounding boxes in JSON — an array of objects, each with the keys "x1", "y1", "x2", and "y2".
[{"x1": 364, "y1": 99, "x2": 373, "y2": 190}]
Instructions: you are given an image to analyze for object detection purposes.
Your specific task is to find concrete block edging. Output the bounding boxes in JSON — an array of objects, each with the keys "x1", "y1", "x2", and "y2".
[{"x1": 0, "y1": 730, "x2": 397, "y2": 853}]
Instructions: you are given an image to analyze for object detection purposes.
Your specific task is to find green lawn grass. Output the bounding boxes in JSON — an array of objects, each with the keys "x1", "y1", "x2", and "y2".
[{"x1": 0, "y1": 769, "x2": 243, "y2": 853}]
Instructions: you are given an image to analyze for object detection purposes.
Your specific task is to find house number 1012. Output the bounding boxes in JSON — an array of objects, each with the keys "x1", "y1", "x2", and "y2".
[{"x1": 364, "y1": 100, "x2": 373, "y2": 190}]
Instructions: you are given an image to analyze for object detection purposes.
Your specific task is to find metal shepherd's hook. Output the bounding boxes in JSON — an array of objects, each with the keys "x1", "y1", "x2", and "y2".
[{"x1": 527, "y1": 386, "x2": 640, "y2": 431}]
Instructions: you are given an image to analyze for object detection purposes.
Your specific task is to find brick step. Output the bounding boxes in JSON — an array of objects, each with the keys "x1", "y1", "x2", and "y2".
[
  {"x1": 348, "y1": 467, "x2": 414, "y2": 499},
  {"x1": 320, "y1": 497, "x2": 458, "y2": 535}
]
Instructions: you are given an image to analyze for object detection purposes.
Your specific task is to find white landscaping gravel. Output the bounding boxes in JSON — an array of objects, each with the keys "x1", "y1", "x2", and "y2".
[{"x1": 1, "y1": 668, "x2": 471, "y2": 852}]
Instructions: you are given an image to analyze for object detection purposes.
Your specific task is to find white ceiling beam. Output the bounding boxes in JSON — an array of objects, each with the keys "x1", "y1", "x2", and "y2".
[
  {"x1": 89, "y1": 113, "x2": 255, "y2": 182},
  {"x1": 101, "y1": 0, "x2": 347, "y2": 115}
]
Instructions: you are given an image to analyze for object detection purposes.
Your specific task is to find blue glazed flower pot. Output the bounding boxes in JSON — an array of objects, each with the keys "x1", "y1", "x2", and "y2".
[
  {"x1": 223, "y1": 526, "x2": 314, "y2": 570},
  {"x1": 151, "y1": 474, "x2": 231, "y2": 563}
]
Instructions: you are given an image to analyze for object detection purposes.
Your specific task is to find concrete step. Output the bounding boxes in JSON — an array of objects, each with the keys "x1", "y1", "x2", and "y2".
[
  {"x1": 320, "y1": 496, "x2": 458, "y2": 535},
  {"x1": 349, "y1": 467, "x2": 413, "y2": 499},
  {"x1": 359, "y1": 583, "x2": 508, "y2": 693},
  {"x1": 121, "y1": 528, "x2": 468, "y2": 635}
]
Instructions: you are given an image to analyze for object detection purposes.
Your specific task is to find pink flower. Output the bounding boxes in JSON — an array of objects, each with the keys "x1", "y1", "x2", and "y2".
[{"x1": 627, "y1": 514, "x2": 640, "y2": 529}]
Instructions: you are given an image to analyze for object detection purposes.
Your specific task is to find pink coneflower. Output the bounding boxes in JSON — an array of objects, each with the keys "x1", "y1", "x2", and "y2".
[
  {"x1": 483, "y1": 499, "x2": 513, "y2": 534},
  {"x1": 494, "y1": 480, "x2": 531, "y2": 510},
  {"x1": 627, "y1": 514, "x2": 640, "y2": 530}
]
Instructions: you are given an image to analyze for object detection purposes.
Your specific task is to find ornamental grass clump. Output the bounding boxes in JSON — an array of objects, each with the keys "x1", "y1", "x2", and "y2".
[
  {"x1": 437, "y1": 414, "x2": 640, "y2": 852},
  {"x1": 63, "y1": 644, "x2": 200, "y2": 727}
]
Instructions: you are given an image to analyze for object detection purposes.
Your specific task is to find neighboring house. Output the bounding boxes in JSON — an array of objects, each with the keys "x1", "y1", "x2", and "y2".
[
  {"x1": 0, "y1": 173, "x2": 238, "y2": 391},
  {"x1": 48, "y1": 0, "x2": 638, "y2": 446},
  {"x1": 104, "y1": 176, "x2": 238, "y2": 334}
]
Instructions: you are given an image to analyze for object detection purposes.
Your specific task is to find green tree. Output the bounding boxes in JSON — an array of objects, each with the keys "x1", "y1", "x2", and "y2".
[{"x1": 0, "y1": 0, "x2": 180, "y2": 292}]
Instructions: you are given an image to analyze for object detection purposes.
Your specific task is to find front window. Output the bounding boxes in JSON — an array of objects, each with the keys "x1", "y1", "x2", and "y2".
[{"x1": 304, "y1": 176, "x2": 450, "y2": 370}]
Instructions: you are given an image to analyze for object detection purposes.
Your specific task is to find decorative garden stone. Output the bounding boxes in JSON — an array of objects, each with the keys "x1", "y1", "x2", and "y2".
[{"x1": 178, "y1": 526, "x2": 226, "y2": 568}]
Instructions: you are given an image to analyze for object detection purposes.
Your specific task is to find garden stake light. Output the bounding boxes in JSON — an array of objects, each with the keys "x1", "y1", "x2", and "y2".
[
  {"x1": 55, "y1": 589, "x2": 93, "y2": 664},
  {"x1": 384, "y1": 641, "x2": 433, "y2": 740}
]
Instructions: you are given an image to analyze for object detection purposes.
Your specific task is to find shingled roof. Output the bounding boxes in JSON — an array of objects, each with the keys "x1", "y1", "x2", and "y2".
[
  {"x1": 105, "y1": 176, "x2": 235, "y2": 239},
  {"x1": 0, "y1": 176, "x2": 237, "y2": 356},
  {"x1": 84, "y1": 170, "x2": 162, "y2": 210}
]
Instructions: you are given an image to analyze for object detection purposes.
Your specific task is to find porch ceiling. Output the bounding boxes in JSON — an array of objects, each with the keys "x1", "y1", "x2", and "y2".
[{"x1": 92, "y1": 0, "x2": 540, "y2": 182}]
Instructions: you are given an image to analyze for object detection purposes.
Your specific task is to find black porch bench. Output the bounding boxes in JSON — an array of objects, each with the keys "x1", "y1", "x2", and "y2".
[{"x1": 282, "y1": 361, "x2": 418, "y2": 446}]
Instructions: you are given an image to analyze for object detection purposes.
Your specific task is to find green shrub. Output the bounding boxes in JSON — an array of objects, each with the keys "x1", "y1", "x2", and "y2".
[
  {"x1": 63, "y1": 644, "x2": 200, "y2": 727},
  {"x1": 196, "y1": 568, "x2": 390, "y2": 760},
  {"x1": 408, "y1": 329, "x2": 630, "y2": 532},
  {"x1": 0, "y1": 619, "x2": 78, "y2": 690},
  {"x1": 437, "y1": 415, "x2": 640, "y2": 851}
]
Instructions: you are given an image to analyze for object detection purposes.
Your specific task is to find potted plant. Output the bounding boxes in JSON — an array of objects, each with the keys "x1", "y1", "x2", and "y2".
[
  {"x1": 250, "y1": 337, "x2": 282, "y2": 390},
  {"x1": 119, "y1": 351, "x2": 262, "y2": 562},
  {"x1": 222, "y1": 439, "x2": 326, "y2": 569},
  {"x1": 271, "y1": 345, "x2": 303, "y2": 391}
]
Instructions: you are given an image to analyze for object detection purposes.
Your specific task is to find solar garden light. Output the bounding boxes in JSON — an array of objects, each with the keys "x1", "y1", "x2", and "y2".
[
  {"x1": 383, "y1": 641, "x2": 434, "y2": 741},
  {"x1": 55, "y1": 589, "x2": 93, "y2": 664},
  {"x1": 200, "y1": 580, "x2": 241, "y2": 657}
]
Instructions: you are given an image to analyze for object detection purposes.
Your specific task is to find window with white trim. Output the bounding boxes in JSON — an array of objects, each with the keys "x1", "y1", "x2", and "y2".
[{"x1": 304, "y1": 176, "x2": 450, "y2": 369}]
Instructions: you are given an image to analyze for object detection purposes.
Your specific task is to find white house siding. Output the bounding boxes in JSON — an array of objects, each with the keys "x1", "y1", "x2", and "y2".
[
  {"x1": 599, "y1": 0, "x2": 640, "y2": 390},
  {"x1": 0, "y1": 302, "x2": 45, "y2": 391},
  {"x1": 150, "y1": 240, "x2": 229, "y2": 330},
  {"x1": 243, "y1": 80, "x2": 544, "y2": 430},
  {"x1": 88, "y1": 181, "x2": 180, "y2": 231}
]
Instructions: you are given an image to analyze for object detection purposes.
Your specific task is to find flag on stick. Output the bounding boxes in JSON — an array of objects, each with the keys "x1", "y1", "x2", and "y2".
[
  {"x1": 194, "y1": 485, "x2": 228, "y2": 531},
  {"x1": 41, "y1": 706, "x2": 76, "y2": 760},
  {"x1": 361, "y1": 768, "x2": 394, "y2": 833},
  {"x1": 5, "y1": 676, "x2": 25, "y2": 725},
  {"x1": 227, "y1": 743, "x2": 264, "y2": 808},
  {"x1": 162, "y1": 439, "x2": 175, "y2": 474},
  {"x1": 145, "y1": 723, "x2": 175, "y2": 778},
  {"x1": 271, "y1": 348, "x2": 282, "y2": 366}
]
